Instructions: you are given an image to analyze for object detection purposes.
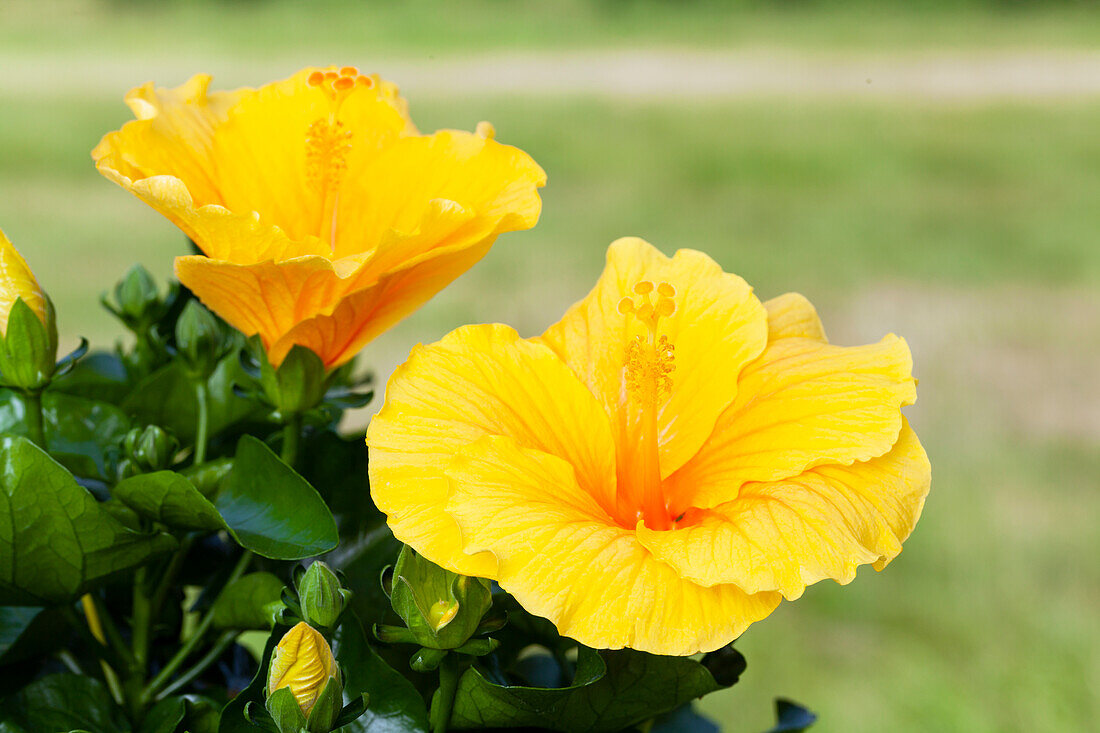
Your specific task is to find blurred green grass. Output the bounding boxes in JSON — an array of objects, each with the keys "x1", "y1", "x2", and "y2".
[
  {"x1": 4, "y1": 0, "x2": 1100, "y2": 54},
  {"x1": 1, "y1": 2, "x2": 1098, "y2": 732}
]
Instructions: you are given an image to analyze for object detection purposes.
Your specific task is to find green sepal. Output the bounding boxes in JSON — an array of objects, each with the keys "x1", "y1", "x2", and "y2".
[
  {"x1": 390, "y1": 545, "x2": 493, "y2": 650},
  {"x1": 0, "y1": 297, "x2": 57, "y2": 390},
  {"x1": 374, "y1": 623, "x2": 419, "y2": 645},
  {"x1": 330, "y1": 693, "x2": 370, "y2": 729},
  {"x1": 243, "y1": 701, "x2": 280, "y2": 732},
  {"x1": 265, "y1": 686, "x2": 307, "y2": 733},
  {"x1": 410, "y1": 647, "x2": 449, "y2": 673},
  {"x1": 453, "y1": 637, "x2": 500, "y2": 657},
  {"x1": 256, "y1": 341, "x2": 329, "y2": 416},
  {"x1": 304, "y1": 674, "x2": 343, "y2": 733}
]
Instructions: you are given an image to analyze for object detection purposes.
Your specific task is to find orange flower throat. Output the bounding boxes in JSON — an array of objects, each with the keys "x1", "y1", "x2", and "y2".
[{"x1": 618, "y1": 280, "x2": 676, "y2": 530}]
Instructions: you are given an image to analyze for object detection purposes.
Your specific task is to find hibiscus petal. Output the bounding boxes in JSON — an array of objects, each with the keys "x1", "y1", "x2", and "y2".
[
  {"x1": 539, "y1": 237, "x2": 768, "y2": 480},
  {"x1": 367, "y1": 324, "x2": 618, "y2": 577},
  {"x1": 638, "y1": 421, "x2": 929, "y2": 599},
  {"x1": 92, "y1": 73, "x2": 240, "y2": 209},
  {"x1": 763, "y1": 292, "x2": 827, "y2": 342},
  {"x1": 268, "y1": 232, "x2": 496, "y2": 367},
  {"x1": 667, "y1": 332, "x2": 916, "y2": 511},
  {"x1": 335, "y1": 129, "x2": 546, "y2": 260},
  {"x1": 175, "y1": 253, "x2": 347, "y2": 359},
  {"x1": 443, "y1": 435, "x2": 782, "y2": 655}
]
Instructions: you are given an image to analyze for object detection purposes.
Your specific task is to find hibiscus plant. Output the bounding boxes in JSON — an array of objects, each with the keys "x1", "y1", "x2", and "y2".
[{"x1": 0, "y1": 66, "x2": 931, "y2": 732}]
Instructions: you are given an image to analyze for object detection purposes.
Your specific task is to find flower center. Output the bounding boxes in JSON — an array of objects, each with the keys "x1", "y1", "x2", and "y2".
[
  {"x1": 306, "y1": 67, "x2": 373, "y2": 251},
  {"x1": 618, "y1": 280, "x2": 676, "y2": 530}
]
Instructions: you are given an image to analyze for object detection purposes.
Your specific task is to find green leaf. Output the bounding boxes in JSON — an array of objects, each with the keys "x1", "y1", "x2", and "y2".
[
  {"x1": 50, "y1": 351, "x2": 130, "y2": 404},
  {"x1": 332, "y1": 614, "x2": 429, "y2": 733},
  {"x1": 113, "y1": 471, "x2": 226, "y2": 531},
  {"x1": 0, "y1": 436, "x2": 176, "y2": 605},
  {"x1": 140, "y1": 696, "x2": 187, "y2": 733},
  {"x1": 213, "y1": 572, "x2": 286, "y2": 630},
  {"x1": 763, "y1": 699, "x2": 817, "y2": 732},
  {"x1": 0, "y1": 605, "x2": 64, "y2": 665},
  {"x1": 0, "y1": 674, "x2": 130, "y2": 732},
  {"x1": 0, "y1": 389, "x2": 132, "y2": 481},
  {"x1": 122, "y1": 359, "x2": 258, "y2": 444},
  {"x1": 216, "y1": 435, "x2": 338, "y2": 560},
  {"x1": 448, "y1": 646, "x2": 736, "y2": 732}
]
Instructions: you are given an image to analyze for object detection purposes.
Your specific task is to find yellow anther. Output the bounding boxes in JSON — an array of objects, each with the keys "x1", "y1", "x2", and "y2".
[
  {"x1": 657, "y1": 281, "x2": 676, "y2": 298},
  {"x1": 617, "y1": 297, "x2": 635, "y2": 315},
  {"x1": 633, "y1": 281, "x2": 654, "y2": 295}
]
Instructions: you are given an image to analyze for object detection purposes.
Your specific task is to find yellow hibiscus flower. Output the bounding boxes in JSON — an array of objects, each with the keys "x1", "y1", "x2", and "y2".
[
  {"x1": 367, "y1": 237, "x2": 930, "y2": 655},
  {"x1": 93, "y1": 67, "x2": 545, "y2": 367},
  {"x1": 0, "y1": 227, "x2": 49, "y2": 334}
]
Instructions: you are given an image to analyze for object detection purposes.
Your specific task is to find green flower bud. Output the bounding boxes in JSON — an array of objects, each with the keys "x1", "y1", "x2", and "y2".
[
  {"x1": 122, "y1": 425, "x2": 179, "y2": 473},
  {"x1": 101, "y1": 264, "x2": 175, "y2": 336},
  {"x1": 389, "y1": 546, "x2": 492, "y2": 650},
  {"x1": 175, "y1": 300, "x2": 235, "y2": 380},
  {"x1": 297, "y1": 562, "x2": 351, "y2": 630}
]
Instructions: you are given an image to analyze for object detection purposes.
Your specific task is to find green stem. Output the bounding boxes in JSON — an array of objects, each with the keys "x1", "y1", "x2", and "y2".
[
  {"x1": 141, "y1": 549, "x2": 252, "y2": 703},
  {"x1": 430, "y1": 653, "x2": 461, "y2": 733},
  {"x1": 155, "y1": 630, "x2": 237, "y2": 701},
  {"x1": 24, "y1": 389, "x2": 46, "y2": 448},
  {"x1": 131, "y1": 567, "x2": 151, "y2": 673},
  {"x1": 149, "y1": 535, "x2": 194, "y2": 623},
  {"x1": 193, "y1": 380, "x2": 209, "y2": 465},
  {"x1": 281, "y1": 412, "x2": 303, "y2": 467}
]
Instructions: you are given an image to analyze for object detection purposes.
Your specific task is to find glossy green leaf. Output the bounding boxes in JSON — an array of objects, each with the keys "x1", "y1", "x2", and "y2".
[
  {"x1": 448, "y1": 646, "x2": 736, "y2": 731},
  {"x1": 50, "y1": 350, "x2": 130, "y2": 404},
  {"x1": 140, "y1": 696, "x2": 187, "y2": 733},
  {"x1": 763, "y1": 699, "x2": 817, "y2": 732},
  {"x1": 0, "y1": 674, "x2": 130, "y2": 732},
  {"x1": 0, "y1": 389, "x2": 132, "y2": 481},
  {"x1": 216, "y1": 436, "x2": 337, "y2": 560},
  {"x1": 0, "y1": 606, "x2": 64, "y2": 665},
  {"x1": 212, "y1": 572, "x2": 286, "y2": 630},
  {"x1": 122, "y1": 359, "x2": 258, "y2": 444},
  {"x1": 0, "y1": 436, "x2": 175, "y2": 605},
  {"x1": 114, "y1": 471, "x2": 226, "y2": 531},
  {"x1": 333, "y1": 614, "x2": 429, "y2": 733}
]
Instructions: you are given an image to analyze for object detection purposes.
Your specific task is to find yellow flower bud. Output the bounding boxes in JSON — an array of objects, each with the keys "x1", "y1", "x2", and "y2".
[
  {"x1": 0, "y1": 228, "x2": 48, "y2": 336},
  {"x1": 266, "y1": 622, "x2": 338, "y2": 717}
]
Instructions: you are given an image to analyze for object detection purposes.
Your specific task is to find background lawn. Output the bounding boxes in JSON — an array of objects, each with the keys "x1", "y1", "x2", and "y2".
[{"x1": 1, "y1": 2, "x2": 1097, "y2": 731}]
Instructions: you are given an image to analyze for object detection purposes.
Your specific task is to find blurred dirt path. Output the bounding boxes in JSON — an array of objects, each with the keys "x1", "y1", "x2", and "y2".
[{"x1": 4, "y1": 49, "x2": 1100, "y2": 100}]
